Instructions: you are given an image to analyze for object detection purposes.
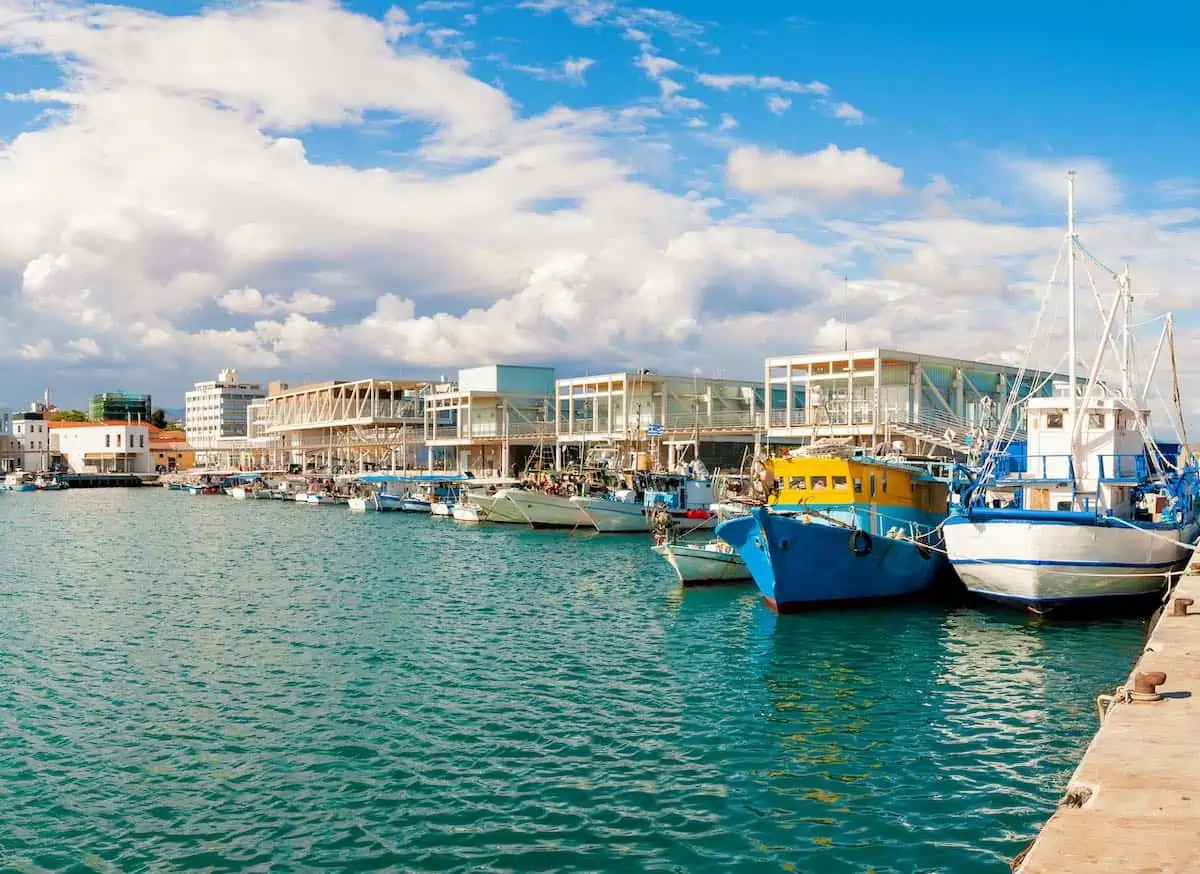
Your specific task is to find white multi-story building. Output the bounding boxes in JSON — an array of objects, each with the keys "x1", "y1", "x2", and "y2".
[
  {"x1": 185, "y1": 368, "x2": 265, "y2": 466},
  {"x1": 11, "y1": 406, "x2": 51, "y2": 472},
  {"x1": 50, "y1": 421, "x2": 152, "y2": 474}
]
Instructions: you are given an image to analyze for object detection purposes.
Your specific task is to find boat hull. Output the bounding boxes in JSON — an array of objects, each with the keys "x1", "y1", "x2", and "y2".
[
  {"x1": 498, "y1": 489, "x2": 593, "y2": 529},
  {"x1": 717, "y1": 507, "x2": 944, "y2": 611},
  {"x1": 401, "y1": 498, "x2": 432, "y2": 513},
  {"x1": 430, "y1": 501, "x2": 452, "y2": 517},
  {"x1": 652, "y1": 541, "x2": 751, "y2": 584},
  {"x1": 452, "y1": 504, "x2": 484, "y2": 522},
  {"x1": 570, "y1": 496, "x2": 649, "y2": 532},
  {"x1": 944, "y1": 514, "x2": 1200, "y2": 609},
  {"x1": 466, "y1": 491, "x2": 527, "y2": 525}
]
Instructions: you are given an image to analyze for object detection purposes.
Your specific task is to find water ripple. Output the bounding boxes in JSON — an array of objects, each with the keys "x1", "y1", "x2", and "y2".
[{"x1": 0, "y1": 490, "x2": 1145, "y2": 871}]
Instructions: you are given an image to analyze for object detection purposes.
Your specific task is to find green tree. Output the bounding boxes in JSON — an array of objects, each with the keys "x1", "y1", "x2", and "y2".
[
  {"x1": 150, "y1": 408, "x2": 168, "y2": 429},
  {"x1": 51, "y1": 409, "x2": 88, "y2": 422}
]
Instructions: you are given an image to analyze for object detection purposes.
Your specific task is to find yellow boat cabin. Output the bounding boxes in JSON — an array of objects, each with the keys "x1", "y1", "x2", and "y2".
[{"x1": 766, "y1": 454, "x2": 948, "y2": 516}]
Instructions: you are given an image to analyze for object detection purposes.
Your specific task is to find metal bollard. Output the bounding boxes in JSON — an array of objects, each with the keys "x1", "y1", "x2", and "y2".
[
  {"x1": 1172, "y1": 597, "x2": 1194, "y2": 617},
  {"x1": 1131, "y1": 671, "x2": 1167, "y2": 702}
]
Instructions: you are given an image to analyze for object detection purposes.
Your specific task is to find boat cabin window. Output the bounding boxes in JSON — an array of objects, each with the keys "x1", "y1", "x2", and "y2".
[
  {"x1": 1056, "y1": 500, "x2": 1072, "y2": 511},
  {"x1": 811, "y1": 476, "x2": 828, "y2": 490},
  {"x1": 853, "y1": 477, "x2": 863, "y2": 493},
  {"x1": 881, "y1": 471, "x2": 888, "y2": 492},
  {"x1": 832, "y1": 476, "x2": 848, "y2": 490},
  {"x1": 1046, "y1": 412, "x2": 1064, "y2": 429},
  {"x1": 1088, "y1": 412, "x2": 1105, "y2": 429},
  {"x1": 788, "y1": 476, "x2": 806, "y2": 490},
  {"x1": 869, "y1": 474, "x2": 876, "y2": 497}
]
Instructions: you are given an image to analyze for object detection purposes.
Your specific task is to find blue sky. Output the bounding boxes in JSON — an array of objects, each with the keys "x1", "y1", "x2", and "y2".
[{"x1": 0, "y1": 0, "x2": 1197, "y2": 417}]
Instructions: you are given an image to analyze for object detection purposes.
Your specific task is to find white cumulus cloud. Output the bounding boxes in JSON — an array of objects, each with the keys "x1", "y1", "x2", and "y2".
[{"x1": 726, "y1": 145, "x2": 906, "y2": 200}]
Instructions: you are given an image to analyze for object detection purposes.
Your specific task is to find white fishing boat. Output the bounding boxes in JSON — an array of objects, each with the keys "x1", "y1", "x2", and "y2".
[
  {"x1": 430, "y1": 500, "x2": 452, "y2": 517},
  {"x1": 348, "y1": 496, "x2": 369, "y2": 512},
  {"x1": 497, "y1": 487, "x2": 593, "y2": 529},
  {"x1": 944, "y1": 172, "x2": 1200, "y2": 612},
  {"x1": 401, "y1": 496, "x2": 432, "y2": 513},
  {"x1": 35, "y1": 473, "x2": 68, "y2": 491},
  {"x1": 464, "y1": 488, "x2": 527, "y2": 524},
  {"x1": 652, "y1": 539, "x2": 752, "y2": 585},
  {"x1": 451, "y1": 503, "x2": 485, "y2": 522},
  {"x1": 570, "y1": 489, "x2": 649, "y2": 532},
  {"x1": 1, "y1": 472, "x2": 37, "y2": 492},
  {"x1": 571, "y1": 469, "x2": 719, "y2": 532},
  {"x1": 229, "y1": 486, "x2": 249, "y2": 500}
]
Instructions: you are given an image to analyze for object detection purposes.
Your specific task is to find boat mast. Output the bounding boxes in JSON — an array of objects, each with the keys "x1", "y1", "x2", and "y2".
[
  {"x1": 1066, "y1": 170, "x2": 1078, "y2": 423},
  {"x1": 1120, "y1": 265, "x2": 1133, "y2": 401}
]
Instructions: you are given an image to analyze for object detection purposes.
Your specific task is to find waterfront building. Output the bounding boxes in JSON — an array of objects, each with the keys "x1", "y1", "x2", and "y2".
[
  {"x1": 185, "y1": 368, "x2": 265, "y2": 467},
  {"x1": 89, "y1": 391, "x2": 151, "y2": 423},
  {"x1": 555, "y1": 371, "x2": 763, "y2": 471},
  {"x1": 11, "y1": 405, "x2": 51, "y2": 472},
  {"x1": 148, "y1": 425, "x2": 196, "y2": 472},
  {"x1": 262, "y1": 378, "x2": 425, "y2": 472},
  {"x1": 763, "y1": 348, "x2": 1067, "y2": 454},
  {"x1": 0, "y1": 405, "x2": 18, "y2": 473},
  {"x1": 50, "y1": 420, "x2": 152, "y2": 474},
  {"x1": 422, "y1": 365, "x2": 557, "y2": 476}
]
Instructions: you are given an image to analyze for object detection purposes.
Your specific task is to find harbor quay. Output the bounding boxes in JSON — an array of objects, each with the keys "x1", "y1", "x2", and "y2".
[{"x1": 1014, "y1": 556, "x2": 1200, "y2": 873}]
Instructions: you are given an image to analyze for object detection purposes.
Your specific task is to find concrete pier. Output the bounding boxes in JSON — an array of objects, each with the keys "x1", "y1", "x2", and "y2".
[
  {"x1": 62, "y1": 473, "x2": 154, "y2": 488},
  {"x1": 1014, "y1": 563, "x2": 1200, "y2": 873}
]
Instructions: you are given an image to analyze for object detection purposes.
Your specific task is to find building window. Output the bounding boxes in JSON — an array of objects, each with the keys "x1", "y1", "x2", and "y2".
[
  {"x1": 1088, "y1": 412, "x2": 1105, "y2": 429},
  {"x1": 116, "y1": 434, "x2": 121, "y2": 447},
  {"x1": 1046, "y1": 412, "x2": 1064, "y2": 429},
  {"x1": 105, "y1": 434, "x2": 110, "y2": 448},
  {"x1": 140, "y1": 435, "x2": 145, "y2": 448}
]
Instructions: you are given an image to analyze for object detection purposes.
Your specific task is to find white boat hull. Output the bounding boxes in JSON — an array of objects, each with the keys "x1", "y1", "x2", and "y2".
[
  {"x1": 230, "y1": 487, "x2": 248, "y2": 500},
  {"x1": 653, "y1": 541, "x2": 752, "y2": 584},
  {"x1": 571, "y1": 496, "x2": 649, "y2": 532},
  {"x1": 401, "y1": 498, "x2": 432, "y2": 513},
  {"x1": 499, "y1": 489, "x2": 593, "y2": 529},
  {"x1": 430, "y1": 501, "x2": 452, "y2": 517},
  {"x1": 944, "y1": 517, "x2": 1200, "y2": 607},
  {"x1": 468, "y1": 491, "x2": 532, "y2": 525},
  {"x1": 348, "y1": 497, "x2": 368, "y2": 512},
  {"x1": 452, "y1": 504, "x2": 484, "y2": 523}
]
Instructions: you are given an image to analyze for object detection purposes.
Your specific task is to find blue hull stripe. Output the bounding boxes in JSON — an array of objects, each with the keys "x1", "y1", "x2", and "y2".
[
  {"x1": 945, "y1": 513, "x2": 1189, "y2": 532},
  {"x1": 954, "y1": 558, "x2": 1181, "y2": 569}
]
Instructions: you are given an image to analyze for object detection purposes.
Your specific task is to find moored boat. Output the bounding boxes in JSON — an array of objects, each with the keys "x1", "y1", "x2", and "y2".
[
  {"x1": 497, "y1": 486, "x2": 593, "y2": 529},
  {"x1": 1, "y1": 472, "x2": 37, "y2": 492},
  {"x1": 451, "y1": 503, "x2": 485, "y2": 522},
  {"x1": 944, "y1": 174, "x2": 1200, "y2": 613},
  {"x1": 652, "y1": 539, "x2": 752, "y2": 585},
  {"x1": 717, "y1": 449, "x2": 949, "y2": 611}
]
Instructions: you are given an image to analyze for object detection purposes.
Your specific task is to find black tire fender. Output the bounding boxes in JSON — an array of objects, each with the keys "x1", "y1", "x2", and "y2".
[{"x1": 850, "y1": 529, "x2": 872, "y2": 557}]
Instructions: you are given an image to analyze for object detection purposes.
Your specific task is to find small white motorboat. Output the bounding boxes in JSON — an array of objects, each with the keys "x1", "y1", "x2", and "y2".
[
  {"x1": 451, "y1": 503, "x2": 485, "y2": 523},
  {"x1": 652, "y1": 539, "x2": 752, "y2": 586}
]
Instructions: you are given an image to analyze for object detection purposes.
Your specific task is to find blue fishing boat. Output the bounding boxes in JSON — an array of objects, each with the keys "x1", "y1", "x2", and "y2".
[{"x1": 717, "y1": 447, "x2": 950, "y2": 611}]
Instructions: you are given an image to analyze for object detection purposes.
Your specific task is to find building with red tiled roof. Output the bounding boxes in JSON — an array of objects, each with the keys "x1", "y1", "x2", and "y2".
[{"x1": 147, "y1": 424, "x2": 196, "y2": 472}]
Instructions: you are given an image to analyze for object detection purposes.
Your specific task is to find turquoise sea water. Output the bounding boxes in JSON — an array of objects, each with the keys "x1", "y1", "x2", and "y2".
[{"x1": 0, "y1": 489, "x2": 1145, "y2": 872}]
